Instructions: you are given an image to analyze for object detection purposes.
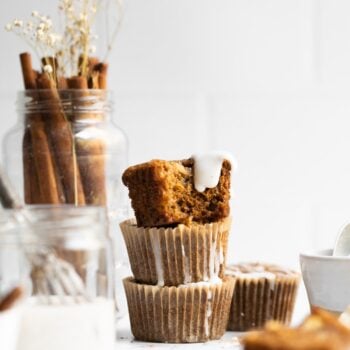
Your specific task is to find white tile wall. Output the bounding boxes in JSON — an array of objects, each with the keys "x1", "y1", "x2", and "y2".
[{"x1": 2, "y1": 1, "x2": 350, "y2": 280}]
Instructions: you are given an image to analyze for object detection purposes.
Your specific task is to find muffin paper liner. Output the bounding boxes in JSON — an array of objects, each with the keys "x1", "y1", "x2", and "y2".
[
  {"x1": 123, "y1": 277, "x2": 235, "y2": 343},
  {"x1": 120, "y1": 217, "x2": 231, "y2": 286},
  {"x1": 227, "y1": 274, "x2": 300, "y2": 331}
]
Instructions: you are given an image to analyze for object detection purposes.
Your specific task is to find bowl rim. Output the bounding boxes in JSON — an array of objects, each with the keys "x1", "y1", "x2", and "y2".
[{"x1": 300, "y1": 248, "x2": 350, "y2": 261}]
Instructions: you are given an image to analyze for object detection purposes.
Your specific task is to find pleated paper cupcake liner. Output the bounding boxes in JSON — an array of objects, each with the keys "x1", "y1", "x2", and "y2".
[
  {"x1": 227, "y1": 275, "x2": 300, "y2": 331},
  {"x1": 123, "y1": 276, "x2": 236, "y2": 343},
  {"x1": 120, "y1": 217, "x2": 231, "y2": 286}
]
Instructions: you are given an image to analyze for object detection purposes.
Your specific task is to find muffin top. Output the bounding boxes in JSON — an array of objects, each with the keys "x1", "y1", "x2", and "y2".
[
  {"x1": 122, "y1": 155, "x2": 232, "y2": 227},
  {"x1": 226, "y1": 262, "x2": 299, "y2": 280}
]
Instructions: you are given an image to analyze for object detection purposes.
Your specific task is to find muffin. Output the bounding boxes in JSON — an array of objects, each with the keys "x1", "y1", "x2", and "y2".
[
  {"x1": 242, "y1": 308, "x2": 350, "y2": 350},
  {"x1": 120, "y1": 217, "x2": 231, "y2": 286},
  {"x1": 226, "y1": 263, "x2": 300, "y2": 331},
  {"x1": 121, "y1": 153, "x2": 234, "y2": 343},
  {"x1": 122, "y1": 158, "x2": 231, "y2": 227},
  {"x1": 123, "y1": 276, "x2": 235, "y2": 343}
]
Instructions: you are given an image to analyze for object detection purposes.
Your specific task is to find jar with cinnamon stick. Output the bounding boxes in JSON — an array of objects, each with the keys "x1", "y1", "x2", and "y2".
[{"x1": 3, "y1": 86, "x2": 128, "y2": 212}]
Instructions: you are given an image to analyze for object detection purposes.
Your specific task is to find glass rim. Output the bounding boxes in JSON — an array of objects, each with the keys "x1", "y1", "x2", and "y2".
[
  {"x1": 16, "y1": 89, "x2": 112, "y2": 93},
  {"x1": 16, "y1": 89, "x2": 113, "y2": 114},
  {"x1": 0, "y1": 205, "x2": 107, "y2": 235}
]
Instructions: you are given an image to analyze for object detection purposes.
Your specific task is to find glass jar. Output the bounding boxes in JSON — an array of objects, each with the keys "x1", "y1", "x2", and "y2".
[
  {"x1": 3, "y1": 90, "x2": 128, "y2": 212},
  {"x1": 2, "y1": 90, "x2": 130, "y2": 314},
  {"x1": 16, "y1": 205, "x2": 116, "y2": 350}
]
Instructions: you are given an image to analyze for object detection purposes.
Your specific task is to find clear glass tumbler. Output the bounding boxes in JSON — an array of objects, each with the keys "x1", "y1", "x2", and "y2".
[{"x1": 15, "y1": 205, "x2": 116, "y2": 350}]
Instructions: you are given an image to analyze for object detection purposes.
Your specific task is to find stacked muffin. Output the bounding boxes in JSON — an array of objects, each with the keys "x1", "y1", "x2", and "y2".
[{"x1": 120, "y1": 156, "x2": 235, "y2": 343}]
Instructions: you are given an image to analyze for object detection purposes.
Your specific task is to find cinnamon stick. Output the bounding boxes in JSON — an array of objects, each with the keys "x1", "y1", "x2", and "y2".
[
  {"x1": 88, "y1": 57, "x2": 99, "y2": 75},
  {"x1": 20, "y1": 53, "x2": 36, "y2": 89},
  {"x1": 67, "y1": 75, "x2": 107, "y2": 205},
  {"x1": 89, "y1": 73, "x2": 99, "y2": 89},
  {"x1": 20, "y1": 53, "x2": 63, "y2": 204},
  {"x1": 67, "y1": 76, "x2": 88, "y2": 90},
  {"x1": 37, "y1": 74, "x2": 85, "y2": 205},
  {"x1": 88, "y1": 57, "x2": 100, "y2": 89},
  {"x1": 28, "y1": 113, "x2": 65, "y2": 204},
  {"x1": 22, "y1": 131, "x2": 41, "y2": 203},
  {"x1": 0, "y1": 286, "x2": 24, "y2": 312},
  {"x1": 94, "y1": 62, "x2": 108, "y2": 90},
  {"x1": 57, "y1": 77, "x2": 68, "y2": 89},
  {"x1": 78, "y1": 55, "x2": 99, "y2": 77}
]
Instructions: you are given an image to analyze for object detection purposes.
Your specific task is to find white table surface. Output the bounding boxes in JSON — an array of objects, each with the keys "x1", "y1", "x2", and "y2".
[{"x1": 116, "y1": 316, "x2": 242, "y2": 349}]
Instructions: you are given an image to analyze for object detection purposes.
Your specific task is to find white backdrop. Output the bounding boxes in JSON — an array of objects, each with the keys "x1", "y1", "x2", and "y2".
[{"x1": 2, "y1": 0, "x2": 350, "y2": 319}]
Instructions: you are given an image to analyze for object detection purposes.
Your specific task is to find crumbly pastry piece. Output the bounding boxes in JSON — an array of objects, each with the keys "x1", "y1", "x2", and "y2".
[
  {"x1": 226, "y1": 263, "x2": 300, "y2": 331},
  {"x1": 123, "y1": 276, "x2": 235, "y2": 343},
  {"x1": 122, "y1": 158, "x2": 231, "y2": 227},
  {"x1": 242, "y1": 308, "x2": 350, "y2": 350},
  {"x1": 120, "y1": 217, "x2": 231, "y2": 286}
]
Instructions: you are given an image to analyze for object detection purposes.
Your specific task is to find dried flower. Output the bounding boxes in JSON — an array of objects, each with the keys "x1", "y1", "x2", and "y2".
[
  {"x1": 43, "y1": 64, "x2": 53, "y2": 73},
  {"x1": 13, "y1": 19, "x2": 23, "y2": 27},
  {"x1": 6, "y1": 0, "x2": 123, "y2": 79},
  {"x1": 6, "y1": 11, "x2": 62, "y2": 56}
]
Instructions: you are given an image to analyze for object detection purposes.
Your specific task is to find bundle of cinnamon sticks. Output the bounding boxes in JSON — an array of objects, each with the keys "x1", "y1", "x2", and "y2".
[{"x1": 21, "y1": 52, "x2": 108, "y2": 206}]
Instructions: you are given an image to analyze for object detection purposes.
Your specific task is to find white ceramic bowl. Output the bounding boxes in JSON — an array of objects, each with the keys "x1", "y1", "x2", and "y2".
[{"x1": 300, "y1": 249, "x2": 350, "y2": 314}]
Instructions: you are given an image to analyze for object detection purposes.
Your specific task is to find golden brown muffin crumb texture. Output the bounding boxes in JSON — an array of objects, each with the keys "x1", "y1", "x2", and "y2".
[
  {"x1": 242, "y1": 308, "x2": 350, "y2": 350},
  {"x1": 122, "y1": 158, "x2": 231, "y2": 227}
]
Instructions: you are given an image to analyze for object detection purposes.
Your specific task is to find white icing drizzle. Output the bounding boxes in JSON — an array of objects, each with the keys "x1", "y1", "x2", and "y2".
[
  {"x1": 204, "y1": 290, "x2": 212, "y2": 337},
  {"x1": 149, "y1": 231, "x2": 164, "y2": 287},
  {"x1": 208, "y1": 238, "x2": 216, "y2": 281},
  {"x1": 178, "y1": 277, "x2": 222, "y2": 288},
  {"x1": 203, "y1": 240, "x2": 208, "y2": 281},
  {"x1": 181, "y1": 244, "x2": 191, "y2": 284},
  {"x1": 219, "y1": 245, "x2": 224, "y2": 265},
  {"x1": 225, "y1": 270, "x2": 276, "y2": 280},
  {"x1": 192, "y1": 151, "x2": 235, "y2": 192},
  {"x1": 201, "y1": 229, "x2": 223, "y2": 283},
  {"x1": 226, "y1": 265, "x2": 277, "y2": 291}
]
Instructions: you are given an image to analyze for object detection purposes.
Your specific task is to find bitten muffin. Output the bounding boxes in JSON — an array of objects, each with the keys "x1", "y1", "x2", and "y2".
[
  {"x1": 123, "y1": 276, "x2": 235, "y2": 343},
  {"x1": 226, "y1": 263, "x2": 300, "y2": 331},
  {"x1": 122, "y1": 158, "x2": 231, "y2": 227},
  {"x1": 120, "y1": 217, "x2": 231, "y2": 286},
  {"x1": 242, "y1": 308, "x2": 350, "y2": 350}
]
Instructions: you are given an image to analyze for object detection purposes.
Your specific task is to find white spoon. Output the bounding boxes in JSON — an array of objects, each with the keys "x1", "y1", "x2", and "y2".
[{"x1": 333, "y1": 223, "x2": 350, "y2": 256}]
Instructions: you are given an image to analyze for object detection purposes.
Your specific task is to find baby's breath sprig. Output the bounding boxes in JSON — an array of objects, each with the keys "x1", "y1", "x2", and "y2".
[
  {"x1": 58, "y1": 0, "x2": 100, "y2": 77},
  {"x1": 6, "y1": 12, "x2": 62, "y2": 82},
  {"x1": 5, "y1": 0, "x2": 123, "y2": 84}
]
